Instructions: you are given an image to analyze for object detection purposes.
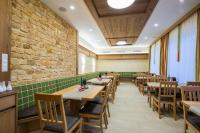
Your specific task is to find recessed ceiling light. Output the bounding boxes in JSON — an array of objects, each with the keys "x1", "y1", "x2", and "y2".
[
  {"x1": 179, "y1": 0, "x2": 184, "y2": 3},
  {"x1": 69, "y1": 5, "x2": 75, "y2": 10},
  {"x1": 59, "y1": 6, "x2": 67, "y2": 12},
  {"x1": 107, "y1": 0, "x2": 135, "y2": 9},
  {"x1": 154, "y1": 23, "x2": 159, "y2": 27},
  {"x1": 89, "y1": 28, "x2": 93, "y2": 32},
  {"x1": 144, "y1": 36, "x2": 148, "y2": 40},
  {"x1": 116, "y1": 40, "x2": 127, "y2": 45}
]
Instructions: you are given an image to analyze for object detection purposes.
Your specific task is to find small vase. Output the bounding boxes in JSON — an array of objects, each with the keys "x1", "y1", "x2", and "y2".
[{"x1": 7, "y1": 81, "x2": 12, "y2": 91}]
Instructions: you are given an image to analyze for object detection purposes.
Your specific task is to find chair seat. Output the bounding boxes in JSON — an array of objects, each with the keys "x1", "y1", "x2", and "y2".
[
  {"x1": 153, "y1": 96, "x2": 174, "y2": 102},
  {"x1": 143, "y1": 83, "x2": 147, "y2": 86},
  {"x1": 187, "y1": 113, "x2": 200, "y2": 131},
  {"x1": 79, "y1": 103, "x2": 101, "y2": 115},
  {"x1": 43, "y1": 116, "x2": 80, "y2": 133},
  {"x1": 88, "y1": 96, "x2": 103, "y2": 104},
  {"x1": 18, "y1": 106, "x2": 38, "y2": 120}
]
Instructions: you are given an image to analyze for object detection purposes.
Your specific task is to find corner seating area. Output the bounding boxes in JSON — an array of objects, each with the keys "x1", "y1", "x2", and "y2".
[
  {"x1": 16, "y1": 72, "x2": 100, "y2": 132},
  {"x1": 15, "y1": 71, "x2": 134, "y2": 132}
]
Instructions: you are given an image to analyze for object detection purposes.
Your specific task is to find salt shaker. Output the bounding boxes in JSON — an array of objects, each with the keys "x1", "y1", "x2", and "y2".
[
  {"x1": 0, "y1": 82, "x2": 3, "y2": 92},
  {"x1": 2, "y1": 81, "x2": 7, "y2": 92}
]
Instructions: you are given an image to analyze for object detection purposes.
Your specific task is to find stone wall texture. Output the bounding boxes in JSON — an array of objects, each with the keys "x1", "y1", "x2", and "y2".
[{"x1": 10, "y1": 0, "x2": 77, "y2": 85}]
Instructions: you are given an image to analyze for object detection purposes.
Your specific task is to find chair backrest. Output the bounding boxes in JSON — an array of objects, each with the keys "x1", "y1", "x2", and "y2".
[
  {"x1": 111, "y1": 76, "x2": 117, "y2": 92},
  {"x1": 157, "y1": 75, "x2": 167, "y2": 82},
  {"x1": 159, "y1": 81, "x2": 177, "y2": 99},
  {"x1": 181, "y1": 86, "x2": 200, "y2": 101},
  {"x1": 147, "y1": 76, "x2": 157, "y2": 82},
  {"x1": 101, "y1": 82, "x2": 111, "y2": 112},
  {"x1": 34, "y1": 93, "x2": 68, "y2": 132},
  {"x1": 187, "y1": 81, "x2": 200, "y2": 86}
]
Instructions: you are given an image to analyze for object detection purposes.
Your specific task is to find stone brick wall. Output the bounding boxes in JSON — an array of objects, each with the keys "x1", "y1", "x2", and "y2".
[{"x1": 10, "y1": 0, "x2": 77, "y2": 85}]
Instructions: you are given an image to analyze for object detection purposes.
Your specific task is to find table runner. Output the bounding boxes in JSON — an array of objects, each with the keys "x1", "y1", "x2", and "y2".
[
  {"x1": 87, "y1": 78, "x2": 111, "y2": 85},
  {"x1": 62, "y1": 85, "x2": 100, "y2": 100}
]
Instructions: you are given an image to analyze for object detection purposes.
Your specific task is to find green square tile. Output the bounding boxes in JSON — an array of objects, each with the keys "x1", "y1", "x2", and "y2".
[
  {"x1": 22, "y1": 86, "x2": 27, "y2": 91},
  {"x1": 18, "y1": 105, "x2": 22, "y2": 111},
  {"x1": 18, "y1": 93, "x2": 22, "y2": 98},
  {"x1": 28, "y1": 89, "x2": 33, "y2": 95},
  {"x1": 29, "y1": 96, "x2": 34, "y2": 102},
  {"x1": 26, "y1": 85, "x2": 32, "y2": 90},
  {"x1": 23, "y1": 103, "x2": 28, "y2": 109},
  {"x1": 18, "y1": 98, "x2": 22, "y2": 106},
  {"x1": 23, "y1": 97, "x2": 28, "y2": 103},
  {"x1": 22, "y1": 91, "x2": 28, "y2": 97}
]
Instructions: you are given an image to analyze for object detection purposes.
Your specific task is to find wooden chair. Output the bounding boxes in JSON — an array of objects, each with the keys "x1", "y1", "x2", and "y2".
[
  {"x1": 181, "y1": 86, "x2": 200, "y2": 133},
  {"x1": 146, "y1": 76, "x2": 157, "y2": 107},
  {"x1": 79, "y1": 84, "x2": 109, "y2": 133},
  {"x1": 138, "y1": 75, "x2": 147, "y2": 94},
  {"x1": 88, "y1": 81, "x2": 112, "y2": 118},
  {"x1": 109, "y1": 76, "x2": 117, "y2": 103},
  {"x1": 34, "y1": 93, "x2": 82, "y2": 133},
  {"x1": 152, "y1": 81, "x2": 177, "y2": 120},
  {"x1": 187, "y1": 81, "x2": 200, "y2": 86}
]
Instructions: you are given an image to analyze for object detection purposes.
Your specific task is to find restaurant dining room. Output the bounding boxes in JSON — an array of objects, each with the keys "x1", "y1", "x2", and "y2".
[{"x1": 1, "y1": 0, "x2": 200, "y2": 133}]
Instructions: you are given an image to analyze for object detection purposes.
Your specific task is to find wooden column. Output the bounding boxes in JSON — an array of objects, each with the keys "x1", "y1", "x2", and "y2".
[{"x1": 0, "y1": 0, "x2": 11, "y2": 81}]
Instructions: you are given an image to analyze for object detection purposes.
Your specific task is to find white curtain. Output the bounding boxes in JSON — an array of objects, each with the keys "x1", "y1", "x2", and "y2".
[
  {"x1": 150, "y1": 44, "x2": 155, "y2": 73},
  {"x1": 167, "y1": 13, "x2": 197, "y2": 84},
  {"x1": 178, "y1": 13, "x2": 197, "y2": 84},
  {"x1": 150, "y1": 40, "x2": 161, "y2": 75}
]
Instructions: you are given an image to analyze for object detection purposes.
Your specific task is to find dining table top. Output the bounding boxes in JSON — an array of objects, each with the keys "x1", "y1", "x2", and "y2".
[
  {"x1": 182, "y1": 101, "x2": 200, "y2": 108},
  {"x1": 87, "y1": 78, "x2": 111, "y2": 85},
  {"x1": 137, "y1": 76, "x2": 147, "y2": 80},
  {"x1": 183, "y1": 101, "x2": 200, "y2": 116},
  {"x1": 147, "y1": 82, "x2": 185, "y2": 89},
  {"x1": 101, "y1": 75, "x2": 114, "y2": 79},
  {"x1": 53, "y1": 84, "x2": 105, "y2": 101}
]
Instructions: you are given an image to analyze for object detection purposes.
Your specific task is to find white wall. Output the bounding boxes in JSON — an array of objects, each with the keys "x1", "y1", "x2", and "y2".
[
  {"x1": 97, "y1": 59, "x2": 149, "y2": 72},
  {"x1": 78, "y1": 53, "x2": 96, "y2": 74}
]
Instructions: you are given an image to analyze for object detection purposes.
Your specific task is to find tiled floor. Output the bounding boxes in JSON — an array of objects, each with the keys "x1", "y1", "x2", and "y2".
[
  {"x1": 104, "y1": 82, "x2": 184, "y2": 133},
  {"x1": 31, "y1": 82, "x2": 185, "y2": 133}
]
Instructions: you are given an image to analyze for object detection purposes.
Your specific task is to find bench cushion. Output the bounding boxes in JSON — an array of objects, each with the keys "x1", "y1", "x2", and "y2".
[
  {"x1": 18, "y1": 106, "x2": 38, "y2": 120},
  {"x1": 43, "y1": 116, "x2": 80, "y2": 132},
  {"x1": 79, "y1": 103, "x2": 101, "y2": 115},
  {"x1": 188, "y1": 113, "x2": 200, "y2": 131}
]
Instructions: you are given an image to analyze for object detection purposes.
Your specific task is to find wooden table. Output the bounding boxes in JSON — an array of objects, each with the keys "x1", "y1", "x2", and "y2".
[
  {"x1": 147, "y1": 82, "x2": 183, "y2": 89},
  {"x1": 101, "y1": 75, "x2": 114, "y2": 79},
  {"x1": 182, "y1": 101, "x2": 200, "y2": 108},
  {"x1": 182, "y1": 101, "x2": 200, "y2": 116},
  {"x1": 137, "y1": 77, "x2": 147, "y2": 80},
  {"x1": 87, "y1": 78, "x2": 111, "y2": 85},
  {"x1": 54, "y1": 85, "x2": 105, "y2": 101},
  {"x1": 53, "y1": 84, "x2": 105, "y2": 115}
]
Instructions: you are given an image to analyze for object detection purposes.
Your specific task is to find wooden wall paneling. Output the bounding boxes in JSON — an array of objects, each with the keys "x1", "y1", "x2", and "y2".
[
  {"x1": 84, "y1": 0, "x2": 158, "y2": 46},
  {"x1": 0, "y1": 0, "x2": 11, "y2": 81}
]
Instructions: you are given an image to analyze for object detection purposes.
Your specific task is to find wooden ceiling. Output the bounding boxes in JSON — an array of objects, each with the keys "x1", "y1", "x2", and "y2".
[{"x1": 84, "y1": 0, "x2": 158, "y2": 46}]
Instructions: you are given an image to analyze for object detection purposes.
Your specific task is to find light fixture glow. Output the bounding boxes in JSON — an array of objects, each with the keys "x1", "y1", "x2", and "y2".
[
  {"x1": 89, "y1": 28, "x2": 93, "y2": 32},
  {"x1": 107, "y1": 0, "x2": 135, "y2": 9},
  {"x1": 144, "y1": 36, "x2": 148, "y2": 40},
  {"x1": 154, "y1": 23, "x2": 159, "y2": 27},
  {"x1": 179, "y1": 0, "x2": 184, "y2": 3},
  {"x1": 69, "y1": 5, "x2": 75, "y2": 10},
  {"x1": 116, "y1": 40, "x2": 127, "y2": 45}
]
